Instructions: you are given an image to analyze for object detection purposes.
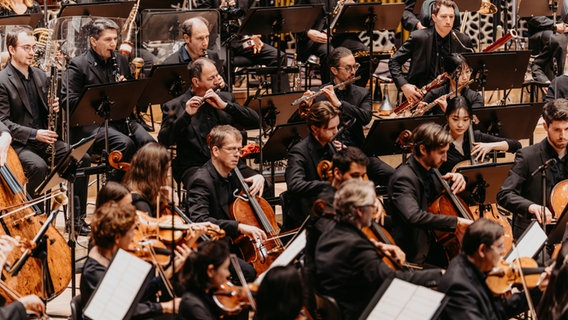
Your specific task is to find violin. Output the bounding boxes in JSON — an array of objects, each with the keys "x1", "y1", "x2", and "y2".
[
  {"x1": 213, "y1": 281, "x2": 259, "y2": 315},
  {"x1": 485, "y1": 257, "x2": 544, "y2": 296}
]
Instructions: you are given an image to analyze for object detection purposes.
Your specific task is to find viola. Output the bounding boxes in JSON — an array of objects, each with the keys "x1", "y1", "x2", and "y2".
[
  {"x1": 485, "y1": 257, "x2": 544, "y2": 296},
  {"x1": 231, "y1": 167, "x2": 284, "y2": 274},
  {"x1": 0, "y1": 147, "x2": 71, "y2": 302}
]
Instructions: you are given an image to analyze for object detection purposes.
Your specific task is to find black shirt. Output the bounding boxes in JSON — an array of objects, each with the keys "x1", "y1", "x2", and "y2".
[
  {"x1": 12, "y1": 64, "x2": 44, "y2": 129},
  {"x1": 544, "y1": 139, "x2": 568, "y2": 186},
  {"x1": 410, "y1": 156, "x2": 438, "y2": 203},
  {"x1": 432, "y1": 32, "x2": 451, "y2": 77}
]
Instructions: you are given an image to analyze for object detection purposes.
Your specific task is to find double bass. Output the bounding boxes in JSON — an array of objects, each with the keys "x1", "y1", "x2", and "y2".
[{"x1": 0, "y1": 147, "x2": 71, "y2": 301}]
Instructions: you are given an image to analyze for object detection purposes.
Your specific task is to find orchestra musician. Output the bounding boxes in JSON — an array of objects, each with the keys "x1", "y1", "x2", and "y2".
[
  {"x1": 80, "y1": 202, "x2": 181, "y2": 318},
  {"x1": 388, "y1": 122, "x2": 472, "y2": 267},
  {"x1": 418, "y1": 53, "x2": 483, "y2": 115},
  {"x1": 0, "y1": 122, "x2": 11, "y2": 166},
  {"x1": 95, "y1": 181, "x2": 132, "y2": 209},
  {"x1": 497, "y1": 99, "x2": 568, "y2": 238},
  {"x1": 282, "y1": 101, "x2": 339, "y2": 233},
  {"x1": 61, "y1": 18, "x2": 156, "y2": 181},
  {"x1": 0, "y1": 0, "x2": 40, "y2": 16},
  {"x1": 196, "y1": 0, "x2": 291, "y2": 94},
  {"x1": 0, "y1": 26, "x2": 91, "y2": 235},
  {"x1": 438, "y1": 96, "x2": 521, "y2": 174},
  {"x1": 389, "y1": 0, "x2": 472, "y2": 104},
  {"x1": 162, "y1": 17, "x2": 224, "y2": 74},
  {"x1": 545, "y1": 71, "x2": 568, "y2": 102},
  {"x1": 253, "y1": 265, "x2": 306, "y2": 320},
  {"x1": 438, "y1": 218, "x2": 546, "y2": 320},
  {"x1": 528, "y1": 16, "x2": 568, "y2": 84},
  {"x1": 0, "y1": 235, "x2": 45, "y2": 320},
  {"x1": 158, "y1": 58, "x2": 262, "y2": 191},
  {"x1": 186, "y1": 125, "x2": 267, "y2": 281},
  {"x1": 178, "y1": 239, "x2": 234, "y2": 320},
  {"x1": 536, "y1": 243, "x2": 568, "y2": 320},
  {"x1": 289, "y1": 47, "x2": 393, "y2": 186},
  {"x1": 314, "y1": 179, "x2": 443, "y2": 320}
]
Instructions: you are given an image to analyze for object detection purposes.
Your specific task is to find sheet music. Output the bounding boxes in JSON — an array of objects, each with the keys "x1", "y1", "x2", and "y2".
[
  {"x1": 254, "y1": 230, "x2": 306, "y2": 285},
  {"x1": 84, "y1": 249, "x2": 152, "y2": 320},
  {"x1": 365, "y1": 278, "x2": 445, "y2": 320},
  {"x1": 504, "y1": 221, "x2": 547, "y2": 264}
]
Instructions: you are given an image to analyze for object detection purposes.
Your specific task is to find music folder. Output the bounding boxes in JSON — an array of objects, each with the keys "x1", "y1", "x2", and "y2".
[
  {"x1": 503, "y1": 221, "x2": 547, "y2": 264},
  {"x1": 83, "y1": 249, "x2": 153, "y2": 320}
]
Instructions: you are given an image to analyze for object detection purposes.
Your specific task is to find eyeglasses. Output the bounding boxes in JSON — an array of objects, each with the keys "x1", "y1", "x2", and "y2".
[
  {"x1": 221, "y1": 146, "x2": 243, "y2": 155},
  {"x1": 338, "y1": 63, "x2": 360, "y2": 73},
  {"x1": 17, "y1": 45, "x2": 37, "y2": 52}
]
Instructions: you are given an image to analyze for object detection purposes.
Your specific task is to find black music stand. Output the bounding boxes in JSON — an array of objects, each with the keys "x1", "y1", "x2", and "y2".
[
  {"x1": 140, "y1": 9, "x2": 220, "y2": 43},
  {"x1": 246, "y1": 91, "x2": 304, "y2": 130},
  {"x1": 0, "y1": 13, "x2": 42, "y2": 27},
  {"x1": 363, "y1": 115, "x2": 445, "y2": 160},
  {"x1": 518, "y1": 0, "x2": 561, "y2": 18},
  {"x1": 462, "y1": 51, "x2": 531, "y2": 104},
  {"x1": 413, "y1": 0, "x2": 481, "y2": 13},
  {"x1": 262, "y1": 123, "x2": 309, "y2": 189},
  {"x1": 455, "y1": 162, "x2": 513, "y2": 205},
  {"x1": 332, "y1": 3, "x2": 404, "y2": 96},
  {"x1": 238, "y1": 5, "x2": 322, "y2": 93},
  {"x1": 58, "y1": 1, "x2": 134, "y2": 18},
  {"x1": 472, "y1": 103, "x2": 544, "y2": 141},
  {"x1": 547, "y1": 205, "x2": 568, "y2": 245}
]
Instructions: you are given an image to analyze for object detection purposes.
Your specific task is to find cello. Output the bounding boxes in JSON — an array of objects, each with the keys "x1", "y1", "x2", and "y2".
[
  {"x1": 231, "y1": 167, "x2": 284, "y2": 274},
  {"x1": 0, "y1": 147, "x2": 71, "y2": 302}
]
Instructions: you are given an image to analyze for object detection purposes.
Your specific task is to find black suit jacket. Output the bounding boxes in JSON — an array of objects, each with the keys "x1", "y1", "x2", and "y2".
[
  {"x1": 388, "y1": 156, "x2": 457, "y2": 264},
  {"x1": 0, "y1": 302, "x2": 26, "y2": 320},
  {"x1": 545, "y1": 75, "x2": 568, "y2": 102},
  {"x1": 186, "y1": 160, "x2": 241, "y2": 238},
  {"x1": 0, "y1": 63, "x2": 49, "y2": 151},
  {"x1": 158, "y1": 89, "x2": 258, "y2": 181},
  {"x1": 388, "y1": 27, "x2": 473, "y2": 89},
  {"x1": 438, "y1": 254, "x2": 528, "y2": 320},
  {"x1": 497, "y1": 139, "x2": 563, "y2": 237},
  {"x1": 315, "y1": 221, "x2": 442, "y2": 320},
  {"x1": 283, "y1": 134, "x2": 333, "y2": 232},
  {"x1": 162, "y1": 46, "x2": 223, "y2": 71}
]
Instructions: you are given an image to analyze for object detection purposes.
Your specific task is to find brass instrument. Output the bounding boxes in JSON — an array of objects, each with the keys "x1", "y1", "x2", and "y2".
[
  {"x1": 411, "y1": 79, "x2": 474, "y2": 117},
  {"x1": 33, "y1": 28, "x2": 51, "y2": 70},
  {"x1": 392, "y1": 73, "x2": 448, "y2": 116},
  {"x1": 478, "y1": 0, "x2": 497, "y2": 15},
  {"x1": 482, "y1": 30, "x2": 518, "y2": 52},
  {"x1": 131, "y1": 57, "x2": 145, "y2": 80},
  {"x1": 293, "y1": 75, "x2": 361, "y2": 110},
  {"x1": 119, "y1": 0, "x2": 141, "y2": 56}
]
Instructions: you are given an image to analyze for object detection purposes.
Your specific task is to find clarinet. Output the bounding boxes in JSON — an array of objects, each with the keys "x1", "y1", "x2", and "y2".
[{"x1": 112, "y1": 52, "x2": 133, "y2": 136}]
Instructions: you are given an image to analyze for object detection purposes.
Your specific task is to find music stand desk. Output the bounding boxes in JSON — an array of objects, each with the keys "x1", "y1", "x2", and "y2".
[
  {"x1": 472, "y1": 103, "x2": 544, "y2": 141},
  {"x1": 238, "y1": 5, "x2": 323, "y2": 36},
  {"x1": 0, "y1": 13, "x2": 42, "y2": 27},
  {"x1": 246, "y1": 91, "x2": 304, "y2": 128},
  {"x1": 456, "y1": 162, "x2": 514, "y2": 205},
  {"x1": 59, "y1": 1, "x2": 134, "y2": 18},
  {"x1": 138, "y1": 63, "x2": 190, "y2": 106}
]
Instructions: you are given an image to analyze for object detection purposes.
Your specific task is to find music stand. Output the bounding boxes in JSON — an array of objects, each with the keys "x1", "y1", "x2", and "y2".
[
  {"x1": 331, "y1": 3, "x2": 404, "y2": 96},
  {"x1": 413, "y1": 0, "x2": 481, "y2": 13},
  {"x1": 518, "y1": 0, "x2": 561, "y2": 18},
  {"x1": 58, "y1": 1, "x2": 135, "y2": 18},
  {"x1": 472, "y1": 103, "x2": 544, "y2": 141},
  {"x1": 462, "y1": 51, "x2": 531, "y2": 104},
  {"x1": 137, "y1": 63, "x2": 190, "y2": 108},
  {"x1": 246, "y1": 91, "x2": 304, "y2": 129},
  {"x1": 363, "y1": 115, "x2": 445, "y2": 159},
  {"x1": 0, "y1": 13, "x2": 42, "y2": 27},
  {"x1": 456, "y1": 162, "x2": 514, "y2": 205},
  {"x1": 547, "y1": 205, "x2": 568, "y2": 245}
]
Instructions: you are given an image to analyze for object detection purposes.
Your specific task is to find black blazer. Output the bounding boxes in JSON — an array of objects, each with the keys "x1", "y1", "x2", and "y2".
[
  {"x1": 158, "y1": 89, "x2": 258, "y2": 181},
  {"x1": 497, "y1": 139, "x2": 561, "y2": 237},
  {"x1": 389, "y1": 27, "x2": 473, "y2": 89},
  {"x1": 438, "y1": 254, "x2": 528, "y2": 320},
  {"x1": 162, "y1": 46, "x2": 223, "y2": 72},
  {"x1": 283, "y1": 134, "x2": 333, "y2": 232},
  {"x1": 0, "y1": 63, "x2": 49, "y2": 150},
  {"x1": 388, "y1": 156, "x2": 458, "y2": 264},
  {"x1": 0, "y1": 302, "x2": 26, "y2": 320},
  {"x1": 545, "y1": 75, "x2": 568, "y2": 102},
  {"x1": 186, "y1": 160, "x2": 241, "y2": 238}
]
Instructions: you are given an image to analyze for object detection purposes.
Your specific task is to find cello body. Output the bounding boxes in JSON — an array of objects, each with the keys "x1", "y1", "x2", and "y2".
[{"x1": 0, "y1": 147, "x2": 71, "y2": 301}]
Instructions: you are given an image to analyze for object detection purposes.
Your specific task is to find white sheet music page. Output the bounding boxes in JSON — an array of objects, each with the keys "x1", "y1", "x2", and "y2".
[
  {"x1": 504, "y1": 222, "x2": 547, "y2": 264},
  {"x1": 83, "y1": 249, "x2": 152, "y2": 320},
  {"x1": 366, "y1": 278, "x2": 445, "y2": 320}
]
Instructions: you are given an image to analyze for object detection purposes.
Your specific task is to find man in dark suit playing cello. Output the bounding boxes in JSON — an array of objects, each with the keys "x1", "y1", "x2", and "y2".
[
  {"x1": 186, "y1": 125, "x2": 268, "y2": 282},
  {"x1": 388, "y1": 122, "x2": 472, "y2": 267},
  {"x1": 498, "y1": 99, "x2": 568, "y2": 238}
]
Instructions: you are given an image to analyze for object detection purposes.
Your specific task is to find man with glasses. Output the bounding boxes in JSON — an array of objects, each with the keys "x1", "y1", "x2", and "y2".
[
  {"x1": 159, "y1": 58, "x2": 263, "y2": 191},
  {"x1": 0, "y1": 26, "x2": 91, "y2": 235},
  {"x1": 389, "y1": 122, "x2": 472, "y2": 267},
  {"x1": 186, "y1": 124, "x2": 267, "y2": 281},
  {"x1": 389, "y1": 0, "x2": 472, "y2": 105},
  {"x1": 438, "y1": 218, "x2": 545, "y2": 319}
]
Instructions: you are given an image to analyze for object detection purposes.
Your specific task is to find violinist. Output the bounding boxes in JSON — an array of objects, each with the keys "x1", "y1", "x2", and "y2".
[
  {"x1": 537, "y1": 243, "x2": 568, "y2": 319},
  {"x1": 178, "y1": 239, "x2": 233, "y2": 320},
  {"x1": 315, "y1": 179, "x2": 443, "y2": 320},
  {"x1": 0, "y1": 26, "x2": 91, "y2": 235},
  {"x1": 438, "y1": 218, "x2": 545, "y2": 320},
  {"x1": 80, "y1": 202, "x2": 181, "y2": 318},
  {"x1": 94, "y1": 181, "x2": 132, "y2": 209},
  {"x1": 0, "y1": 121, "x2": 11, "y2": 166},
  {"x1": 438, "y1": 96, "x2": 521, "y2": 174},
  {"x1": 0, "y1": 235, "x2": 45, "y2": 320},
  {"x1": 497, "y1": 99, "x2": 568, "y2": 238},
  {"x1": 254, "y1": 265, "x2": 305, "y2": 320},
  {"x1": 388, "y1": 122, "x2": 472, "y2": 267},
  {"x1": 186, "y1": 125, "x2": 266, "y2": 281},
  {"x1": 418, "y1": 53, "x2": 483, "y2": 115}
]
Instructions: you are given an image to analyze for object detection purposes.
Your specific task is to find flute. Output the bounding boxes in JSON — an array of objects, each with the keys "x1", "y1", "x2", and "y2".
[
  {"x1": 291, "y1": 76, "x2": 361, "y2": 107},
  {"x1": 197, "y1": 84, "x2": 222, "y2": 107}
]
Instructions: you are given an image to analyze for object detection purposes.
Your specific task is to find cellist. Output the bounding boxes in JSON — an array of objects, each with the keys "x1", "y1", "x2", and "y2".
[
  {"x1": 186, "y1": 125, "x2": 267, "y2": 282},
  {"x1": 389, "y1": 122, "x2": 472, "y2": 267}
]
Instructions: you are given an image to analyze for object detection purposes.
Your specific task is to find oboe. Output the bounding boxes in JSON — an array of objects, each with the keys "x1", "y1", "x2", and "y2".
[{"x1": 111, "y1": 52, "x2": 120, "y2": 82}]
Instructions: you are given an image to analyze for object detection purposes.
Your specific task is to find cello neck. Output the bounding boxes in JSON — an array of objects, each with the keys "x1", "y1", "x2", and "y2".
[
  {"x1": 233, "y1": 168, "x2": 276, "y2": 234},
  {"x1": 467, "y1": 125, "x2": 478, "y2": 165},
  {"x1": 432, "y1": 168, "x2": 474, "y2": 220}
]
